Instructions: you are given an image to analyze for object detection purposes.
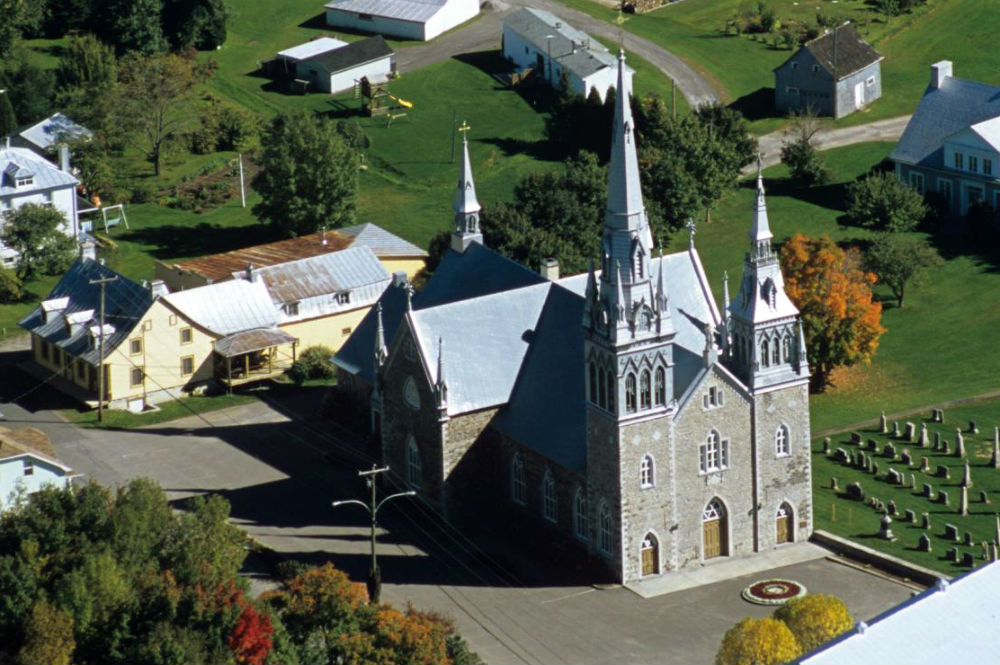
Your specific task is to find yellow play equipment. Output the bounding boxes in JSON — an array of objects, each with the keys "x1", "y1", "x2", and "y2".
[{"x1": 388, "y1": 94, "x2": 413, "y2": 109}]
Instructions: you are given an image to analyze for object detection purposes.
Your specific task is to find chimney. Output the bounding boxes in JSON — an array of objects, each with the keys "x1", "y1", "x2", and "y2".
[
  {"x1": 148, "y1": 279, "x2": 168, "y2": 298},
  {"x1": 392, "y1": 270, "x2": 409, "y2": 287},
  {"x1": 244, "y1": 262, "x2": 255, "y2": 282},
  {"x1": 78, "y1": 236, "x2": 98, "y2": 262},
  {"x1": 321, "y1": 226, "x2": 327, "y2": 246},
  {"x1": 58, "y1": 143, "x2": 70, "y2": 172},
  {"x1": 540, "y1": 258, "x2": 560, "y2": 281},
  {"x1": 930, "y1": 60, "x2": 953, "y2": 89}
]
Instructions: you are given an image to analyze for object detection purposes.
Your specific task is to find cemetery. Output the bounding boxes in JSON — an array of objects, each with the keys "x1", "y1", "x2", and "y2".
[{"x1": 812, "y1": 398, "x2": 1000, "y2": 574}]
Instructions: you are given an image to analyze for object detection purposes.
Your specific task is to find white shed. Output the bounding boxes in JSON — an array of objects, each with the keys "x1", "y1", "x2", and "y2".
[
  {"x1": 323, "y1": 0, "x2": 479, "y2": 41},
  {"x1": 276, "y1": 36, "x2": 395, "y2": 94},
  {"x1": 502, "y1": 8, "x2": 632, "y2": 102}
]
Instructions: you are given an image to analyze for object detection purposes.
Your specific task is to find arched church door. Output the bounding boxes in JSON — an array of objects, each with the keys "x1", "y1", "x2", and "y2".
[
  {"x1": 641, "y1": 533, "x2": 659, "y2": 576},
  {"x1": 703, "y1": 498, "x2": 728, "y2": 559},
  {"x1": 776, "y1": 503, "x2": 794, "y2": 544}
]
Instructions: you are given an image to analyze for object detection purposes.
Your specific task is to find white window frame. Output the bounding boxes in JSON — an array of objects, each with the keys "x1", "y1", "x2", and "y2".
[
  {"x1": 573, "y1": 488, "x2": 589, "y2": 541},
  {"x1": 699, "y1": 431, "x2": 729, "y2": 474},
  {"x1": 776, "y1": 425, "x2": 790, "y2": 457},
  {"x1": 542, "y1": 470, "x2": 557, "y2": 522},
  {"x1": 406, "y1": 437, "x2": 422, "y2": 490},
  {"x1": 23, "y1": 459, "x2": 34, "y2": 476},
  {"x1": 285, "y1": 302, "x2": 300, "y2": 317},
  {"x1": 640, "y1": 455, "x2": 654, "y2": 489},
  {"x1": 511, "y1": 453, "x2": 527, "y2": 506}
]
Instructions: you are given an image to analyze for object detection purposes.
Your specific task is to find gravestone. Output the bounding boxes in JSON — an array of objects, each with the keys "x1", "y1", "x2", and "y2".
[
  {"x1": 992, "y1": 427, "x2": 1000, "y2": 469},
  {"x1": 992, "y1": 543, "x2": 998, "y2": 563},
  {"x1": 823, "y1": 437, "x2": 831, "y2": 454},
  {"x1": 921, "y1": 512, "x2": 931, "y2": 529},
  {"x1": 962, "y1": 461, "x2": 973, "y2": 488},
  {"x1": 905, "y1": 422, "x2": 916, "y2": 442},
  {"x1": 931, "y1": 408, "x2": 941, "y2": 422},
  {"x1": 942, "y1": 440, "x2": 951, "y2": 455},
  {"x1": 886, "y1": 468, "x2": 899, "y2": 485},
  {"x1": 923, "y1": 483, "x2": 934, "y2": 498},
  {"x1": 920, "y1": 456, "x2": 931, "y2": 473},
  {"x1": 847, "y1": 482, "x2": 865, "y2": 501},
  {"x1": 900, "y1": 449, "x2": 912, "y2": 466},
  {"x1": 887, "y1": 500, "x2": 897, "y2": 516},
  {"x1": 831, "y1": 477, "x2": 839, "y2": 491},
  {"x1": 878, "y1": 513, "x2": 895, "y2": 541},
  {"x1": 904, "y1": 508, "x2": 916, "y2": 523},
  {"x1": 938, "y1": 409, "x2": 946, "y2": 424},
  {"x1": 867, "y1": 439, "x2": 879, "y2": 453},
  {"x1": 919, "y1": 423, "x2": 929, "y2": 447},
  {"x1": 835, "y1": 448, "x2": 850, "y2": 463},
  {"x1": 980, "y1": 490, "x2": 990, "y2": 504},
  {"x1": 884, "y1": 442, "x2": 896, "y2": 459},
  {"x1": 964, "y1": 531, "x2": 974, "y2": 546},
  {"x1": 937, "y1": 464, "x2": 950, "y2": 479},
  {"x1": 872, "y1": 461, "x2": 879, "y2": 475},
  {"x1": 960, "y1": 485, "x2": 969, "y2": 516},
  {"x1": 947, "y1": 547, "x2": 958, "y2": 562},
  {"x1": 892, "y1": 422, "x2": 900, "y2": 437},
  {"x1": 945, "y1": 523, "x2": 960, "y2": 541},
  {"x1": 851, "y1": 431, "x2": 863, "y2": 444},
  {"x1": 939, "y1": 490, "x2": 950, "y2": 506},
  {"x1": 955, "y1": 429, "x2": 966, "y2": 458},
  {"x1": 969, "y1": 420, "x2": 979, "y2": 434},
  {"x1": 918, "y1": 533, "x2": 932, "y2": 552},
  {"x1": 911, "y1": 474, "x2": 918, "y2": 490},
  {"x1": 934, "y1": 431, "x2": 942, "y2": 450},
  {"x1": 963, "y1": 551, "x2": 975, "y2": 567},
  {"x1": 880, "y1": 411, "x2": 888, "y2": 433}
]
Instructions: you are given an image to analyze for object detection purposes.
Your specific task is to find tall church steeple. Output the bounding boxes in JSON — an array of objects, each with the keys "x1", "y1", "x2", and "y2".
[
  {"x1": 451, "y1": 121, "x2": 483, "y2": 253},
  {"x1": 725, "y1": 156, "x2": 808, "y2": 390}
]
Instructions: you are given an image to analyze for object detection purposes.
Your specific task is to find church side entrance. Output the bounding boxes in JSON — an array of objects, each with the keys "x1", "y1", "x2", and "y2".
[
  {"x1": 640, "y1": 533, "x2": 659, "y2": 576},
  {"x1": 702, "y1": 498, "x2": 727, "y2": 559},
  {"x1": 776, "y1": 503, "x2": 793, "y2": 544}
]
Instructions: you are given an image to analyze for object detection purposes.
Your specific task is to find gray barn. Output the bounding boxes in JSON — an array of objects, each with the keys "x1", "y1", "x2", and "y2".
[{"x1": 774, "y1": 25, "x2": 883, "y2": 119}]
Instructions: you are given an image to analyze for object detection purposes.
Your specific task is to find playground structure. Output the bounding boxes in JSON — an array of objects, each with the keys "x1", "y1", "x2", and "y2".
[
  {"x1": 357, "y1": 77, "x2": 413, "y2": 119},
  {"x1": 79, "y1": 202, "x2": 129, "y2": 234}
]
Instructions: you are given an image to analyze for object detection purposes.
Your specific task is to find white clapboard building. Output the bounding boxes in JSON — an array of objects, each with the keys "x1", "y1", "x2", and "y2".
[{"x1": 324, "y1": 0, "x2": 479, "y2": 41}]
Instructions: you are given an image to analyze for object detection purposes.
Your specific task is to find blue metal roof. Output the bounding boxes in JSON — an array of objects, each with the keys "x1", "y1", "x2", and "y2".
[
  {"x1": 18, "y1": 113, "x2": 92, "y2": 152},
  {"x1": 891, "y1": 76, "x2": 1000, "y2": 168},
  {"x1": 419, "y1": 244, "x2": 547, "y2": 307},
  {"x1": 18, "y1": 258, "x2": 153, "y2": 365}
]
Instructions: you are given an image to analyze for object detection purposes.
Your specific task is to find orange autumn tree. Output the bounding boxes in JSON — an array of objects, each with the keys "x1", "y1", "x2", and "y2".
[{"x1": 779, "y1": 233, "x2": 885, "y2": 392}]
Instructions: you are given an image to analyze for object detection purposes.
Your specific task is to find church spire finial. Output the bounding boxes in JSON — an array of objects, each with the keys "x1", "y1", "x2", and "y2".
[
  {"x1": 750, "y1": 152, "x2": 773, "y2": 257},
  {"x1": 451, "y1": 121, "x2": 483, "y2": 253},
  {"x1": 435, "y1": 336, "x2": 448, "y2": 405},
  {"x1": 374, "y1": 302, "x2": 387, "y2": 369}
]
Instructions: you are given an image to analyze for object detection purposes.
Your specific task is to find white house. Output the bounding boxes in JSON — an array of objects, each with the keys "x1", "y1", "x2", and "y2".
[
  {"x1": 502, "y1": 8, "x2": 633, "y2": 102},
  {"x1": 0, "y1": 426, "x2": 75, "y2": 511},
  {"x1": 0, "y1": 144, "x2": 80, "y2": 267},
  {"x1": 275, "y1": 36, "x2": 395, "y2": 93},
  {"x1": 13, "y1": 113, "x2": 93, "y2": 155},
  {"x1": 324, "y1": 0, "x2": 479, "y2": 41}
]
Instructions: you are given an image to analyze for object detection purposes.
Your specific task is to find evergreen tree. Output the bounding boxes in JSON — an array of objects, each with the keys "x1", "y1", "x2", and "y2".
[
  {"x1": 0, "y1": 91, "x2": 15, "y2": 138},
  {"x1": 102, "y1": 0, "x2": 168, "y2": 55}
]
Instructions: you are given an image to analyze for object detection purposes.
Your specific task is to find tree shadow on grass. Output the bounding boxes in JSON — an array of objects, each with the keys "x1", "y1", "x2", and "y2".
[
  {"x1": 730, "y1": 87, "x2": 776, "y2": 122},
  {"x1": 119, "y1": 222, "x2": 280, "y2": 261},
  {"x1": 766, "y1": 176, "x2": 852, "y2": 213}
]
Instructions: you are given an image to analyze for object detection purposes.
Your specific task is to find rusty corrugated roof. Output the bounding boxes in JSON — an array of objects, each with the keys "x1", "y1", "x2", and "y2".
[{"x1": 214, "y1": 328, "x2": 297, "y2": 357}]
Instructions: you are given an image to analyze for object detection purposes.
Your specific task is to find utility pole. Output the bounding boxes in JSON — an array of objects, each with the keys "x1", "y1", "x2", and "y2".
[
  {"x1": 89, "y1": 274, "x2": 117, "y2": 422},
  {"x1": 238, "y1": 153, "x2": 246, "y2": 208},
  {"x1": 332, "y1": 464, "x2": 415, "y2": 603}
]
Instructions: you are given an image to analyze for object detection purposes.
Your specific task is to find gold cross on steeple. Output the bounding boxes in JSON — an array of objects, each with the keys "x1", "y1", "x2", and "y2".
[{"x1": 458, "y1": 120, "x2": 471, "y2": 137}]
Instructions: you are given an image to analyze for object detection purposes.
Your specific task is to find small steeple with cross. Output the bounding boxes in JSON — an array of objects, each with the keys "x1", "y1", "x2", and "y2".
[{"x1": 451, "y1": 120, "x2": 483, "y2": 253}]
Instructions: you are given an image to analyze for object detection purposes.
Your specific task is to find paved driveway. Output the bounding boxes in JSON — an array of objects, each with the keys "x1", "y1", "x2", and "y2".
[{"x1": 0, "y1": 349, "x2": 913, "y2": 664}]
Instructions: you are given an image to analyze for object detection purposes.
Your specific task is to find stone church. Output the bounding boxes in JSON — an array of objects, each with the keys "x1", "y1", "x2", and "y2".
[{"x1": 334, "y1": 52, "x2": 813, "y2": 583}]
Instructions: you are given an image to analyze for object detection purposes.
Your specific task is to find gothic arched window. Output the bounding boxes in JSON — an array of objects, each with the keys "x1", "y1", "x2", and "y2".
[
  {"x1": 574, "y1": 488, "x2": 589, "y2": 540},
  {"x1": 772, "y1": 338, "x2": 780, "y2": 366},
  {"x1": 606, "y1": 370, "x2": 616, "y2": 411},
  {"x1": 640, "y1": 370, "x2": 651, "y2": 409},
  {"x1": 640, "y1": 455, "x2": 655, "y2": 488},
  {"x1": 589, "y1": 362, "x2": 598, "y2": 404},
  {"x1": 511, "y1": 453, "x2": 527, "y2": 505},
  {"x1": 782, "y1": 335, "x2": 791, "y2": 363},
  {"x1": 760, "y1": 339, "x2": 770, "y2": 368},
  {"x1": 776, "y1": 425, "x2": 790, "y2": 457},
  {"x1": 406, "y1": 437, "x2": 422, "y2": 490},
  {"x1": 654, "y1": 367, "x2": 666, "y2": 406},
  {"x1": 542, "y1": 470, "x2": 557, "y2": 522},
  {"x1": 625, "y1": 373, "x2": 637, "y2": 413},
  {"x1": 598, "y1": 501, "x2": 613, "y2": 554}
]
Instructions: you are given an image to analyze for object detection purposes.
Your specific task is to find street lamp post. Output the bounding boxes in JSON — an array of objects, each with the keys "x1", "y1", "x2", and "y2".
[{"x1": 332, "y1": 464, "x2": 415, "y2": 603}]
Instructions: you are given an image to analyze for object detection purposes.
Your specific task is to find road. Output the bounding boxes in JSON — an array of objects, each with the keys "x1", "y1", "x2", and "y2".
[
  {"x1": 753, "y1": 114, "x2": 912, "y2": 171},
  {"x1": 396, "y1": 0, "x2": 721, "y2": 107},
  {"x1": 0, "y1": 344, "x2": 914, "y2": 664}
]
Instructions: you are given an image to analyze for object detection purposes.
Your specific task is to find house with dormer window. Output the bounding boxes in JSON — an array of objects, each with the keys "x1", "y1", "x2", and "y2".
[
  {"x1": 892, "y1": 61, "x2": 1000, "y2": 216},
  {"x1": 0, "y1": 144, "x2": 80, "y2": 266}
]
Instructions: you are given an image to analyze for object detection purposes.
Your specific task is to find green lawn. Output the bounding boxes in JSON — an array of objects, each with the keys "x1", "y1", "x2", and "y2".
[
  {"x1": 557, "y1": 0, "x2": 1000, "y2": 134},
  {"x1": 677, "y1": 142, "x2": 1000, "y2": 433},
  {"x1": 62, "y1": 392, "x2": 257, "y2": 429},
  {"x1": 813, "y1": 397, "x2": 1000, "y2": 575}
]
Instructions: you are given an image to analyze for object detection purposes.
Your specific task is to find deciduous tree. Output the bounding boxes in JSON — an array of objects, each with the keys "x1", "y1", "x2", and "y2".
[
  {"x1": 101, "y1": 0, "x2": 168, "y2": 55},
  {"x1": 0, "y1": 91, "x2": 15, "y2": 138},
  {"x1": 846, "y1": 171, "x2": 928, "y2": 232},
  {"x1": 0, "y1": 204, "x2": 76, "y2": 280},
  {"x1": 162, "y1": 0, "x2": 229, "y2": 50},
  {"x1": 774, "y1": 593, "x2": 853, "y2": 654},
  {"x1": 716, "y1": 616, "x2": 800, "y2": 665},
  {"x1": 17, "y1": 600, "x2": 75, "y2": 665},
  {"x1": 253, "y1": 112, "x2": 359, "y2": 237},
  {"x1": 779, "y1": 233, "x2": 885, "y2": 391},
  {"x1": 781, "y1": 109, "x2": 830, "y2": 186},
  {"x1": 863, "y1": 233, "x2": 941, "y2": 308},
  {"x1": 227, "y1": 605, "x2": 273, "y2": 665}
]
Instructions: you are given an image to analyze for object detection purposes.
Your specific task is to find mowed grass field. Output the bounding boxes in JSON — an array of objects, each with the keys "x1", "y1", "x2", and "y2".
[
  {"x1": 681, "y1": 142, "x2": 1000, "y2": 433},
  {"x1": 558, "y1": 0, "x2": 1000, "y2": 133},
  {"x1": 812, "y1": 397, "x2": 1000, "y2": 575}
]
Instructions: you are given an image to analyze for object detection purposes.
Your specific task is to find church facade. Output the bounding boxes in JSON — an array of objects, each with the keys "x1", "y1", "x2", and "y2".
[{"x1": 334, "y1": 52, "x2": 813, "y2": 584}]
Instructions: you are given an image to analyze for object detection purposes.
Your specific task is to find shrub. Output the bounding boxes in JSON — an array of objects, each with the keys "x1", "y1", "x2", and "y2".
[
  {"x1": 288, "y1": 345, "x2": 336, "y2": 385},
  {"x1": 781, "y1": 136, "x2": 830, "y2": 187},
  {"x1": 716, "y1": 617, "x2": 800, "y2": 665},
  {"x1": 774, "y1": 594, "x2": 853, "y2": 653},
  {"x1": 130, "y1": 182, "x2": 155, "y2": 203},
  {"x1": 845, "y1": 172, "x2": 928, "y2": 232},
  {"x1": 0, "y1": 267, "x2": 22, "y2": 304}
]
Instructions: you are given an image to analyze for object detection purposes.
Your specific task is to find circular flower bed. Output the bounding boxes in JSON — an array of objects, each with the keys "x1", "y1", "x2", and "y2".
[{"x1": 741, "y1": 579, "x2": 807, "y2": 606}]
